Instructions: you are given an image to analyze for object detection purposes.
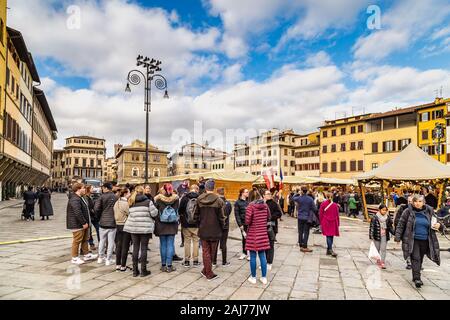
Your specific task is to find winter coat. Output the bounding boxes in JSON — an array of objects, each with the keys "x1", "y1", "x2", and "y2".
[
  {"x1": 84, "y1": 195, "x2": 96, "y2": 222},
  {"x1": 154, "y1": 193, "x2": 180, "y2": 236},
  {"x1": 394, "y1": 204, "x2": 408, "y2": 230},
  {"x1": 179, "y1": 191, "x2": 200, "y2": 228},
  {"x1": 348, "y1": 197, "x2": 358, "y2": 210},
  {"x1": 194, "y1": 192, "x2": 226, "y2": 241},
  {"x1": 395, "y1": 204, "x2": 443, "y2": 265},
  {"x1": 114, "y1": 197, "x2": 130, "y2": 225},
  {"x1": 66, "y1": 194, "x2": 90, "y2": 230},
  {"x1": 94, "y1": 192, "x2": 118, "y2": 229},
  {"x1": 234, "y1": 198, "x2": 249, "y2": 227},
  {"x1": 293, "y1": 194, "x2": 317, "y2": 221},
  {"x1": 23, "y1": 191, "x2": 37, "y2": 205},
  {"x1": 220, "y1": 196, "x2": 232, "y2": 230},
  {"x1": 38, "y1": 190, "x2": 53, "y2": 217},
  {"x1": 369, "y1": 214, "x2": 394, "y2": 241},
  {"x1": 266, "y1": 199, "x2": 282, "y2": 234},
  {"x1": 319, "y1": 200, "x2": 340, "y2": 237},
  {"x1": 124, "y1": 194, "x2": 158, "y2": 234},
  {"x1": 245, "y1": 200, "x2": 271, "y2": 251}
]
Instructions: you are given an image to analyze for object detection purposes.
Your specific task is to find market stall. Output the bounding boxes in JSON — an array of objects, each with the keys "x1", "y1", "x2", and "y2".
[{"x1": 355, "y1": 143, "x2": 450, "y2": 221}]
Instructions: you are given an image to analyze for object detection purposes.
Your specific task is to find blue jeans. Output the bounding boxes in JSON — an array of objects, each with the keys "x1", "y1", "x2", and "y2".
[
  {"x1": 326, "y1": 236, "x2": 334, "y2": 251},
  {"x1": 159, "y1": 235, "x2": 175, "y2": 266},
  {"x1": 250, "y1": 250, "x2": 267, "y2": 278}
]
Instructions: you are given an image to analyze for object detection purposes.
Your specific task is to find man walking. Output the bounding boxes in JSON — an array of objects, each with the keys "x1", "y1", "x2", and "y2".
[
  {"x1": 293, "y1": 187, "x2": 317, "y2": 253},
  {"x1": 179, "y1": 184, "x2": 201, "y2": 268},
  {"x1": 194, "y1": 179, "x2": 226, "y2": 281},
  {"x1": 213, "y1": 187, "x2": 232, "y2": 267}
]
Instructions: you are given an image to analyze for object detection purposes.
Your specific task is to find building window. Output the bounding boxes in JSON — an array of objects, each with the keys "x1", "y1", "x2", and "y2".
[
  {"x1": 322, "y1": 163, "x2": 328, "y2": 173},
  {"x1": 357, "y1": 141, "x2": 364, "y2": 150},
  {"x1": 420, "y1": 112, "x2": 429, "y2": 122},
  {"x1": 284, "y1": 149, "x2": 288, "y2": 156},
  {"x1": 432, "y1": 109, "x2": 444, "y2": 120},
  {"x1": 341, "y1": 128, "x2": 346, "y2": 135},
  {"x1": 372, "y1": 142, "x2": 378, "y2": 153},
  {"x1": 322, "y1": 145, "x2": 327, "y2": 153},
  {"x1": 398, "y1": 139, "x2": 411, "y2": 151},
  {"x1": 331, "y1": 144, "x2": 336, "y2": 152},
  {"x1": 358, "y1": 160, "x2": 364, "y2": 171},
  {"x1": 383, "y1": 140, "x2": 396, "y2": 152},
  {"x1": 358, "y1": 125, "x2": 363, "y2": 133},
  {"x1": 372, "y1": 163, "x2": 379, "y2": 169},
  {"x1": 132, "y1": 168, "x2": 139, "y2": 177},
  {"x1": 331, "y1": 129, "x2": 336, "y2": 137},
  {"x1": 340, "y1": 161, "x2": 346, "y2": 172},
  {"x1": 350, "y1": 126, "x2": 356, "y2": 134},
  {"x1": 350, "y1": 160, "x2": 356, "y2": 172},
  {"x1": 421, "y1": 130, "x2": 429, "y2": 140},
  {"x1": 331, "y1": 162, "x2": 337, "y2": 172},
  {"x1": 322, "y1": 130, "x2": 328, "y2": 138},
  {"x1": 341, "y1": 143, "x2": 346, "y2": 152},
  {"x1": 350, "y1": 142, "x2": 356, "y2": 151},
  {"x1": 153, "y1": 169, "x2": 160, "y2": 177}
]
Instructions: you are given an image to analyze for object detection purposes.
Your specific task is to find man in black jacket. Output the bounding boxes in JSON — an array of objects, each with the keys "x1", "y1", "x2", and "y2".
[
  {"x1": 212, "y1": 188, "x2": 232, "y2": 267},
  {"x1": 264, "y1": 190, "x2": 282, "y2": 269},
  {"x1": 179, "y1": 185, "x2": 200, "y2": 268},
  {"x1": 94, "y1": 183, "x2": 118, "y2": 265},
  {"x1": 394, "y1": 195, "x2": 413, "y2": 269},
  {"x1": 67, "y1": 183, "x2": 97, "y2": 265},
  {"x1": 234, "y1": 188, "x2": 250, "y2": 260}
]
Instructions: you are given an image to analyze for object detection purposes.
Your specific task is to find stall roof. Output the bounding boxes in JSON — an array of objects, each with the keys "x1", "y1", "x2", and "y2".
[
  {"x1": 254, "y1": 175, "x2": 356, "y2": 185},
  {"x1": 354, "y1": 143, "x2": 450, "y2": 181},
  {"x1": 148, "y1": 171, "x2": 260, "y2": 183}
]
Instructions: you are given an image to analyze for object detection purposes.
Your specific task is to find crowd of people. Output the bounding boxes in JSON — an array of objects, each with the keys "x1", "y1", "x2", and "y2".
[{"x1": 22, "y1": 176, "x2": 444, "y2": 290}]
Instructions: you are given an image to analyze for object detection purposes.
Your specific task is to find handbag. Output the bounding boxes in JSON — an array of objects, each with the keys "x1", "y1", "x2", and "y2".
[{"x1": 267, "y1": 221, "x2": 276, "y2": 241}]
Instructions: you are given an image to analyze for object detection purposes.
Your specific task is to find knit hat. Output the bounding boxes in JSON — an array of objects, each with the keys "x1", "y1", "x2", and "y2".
[{"x1": 205, "y1": 179, "x2": 215, "y2": 191}]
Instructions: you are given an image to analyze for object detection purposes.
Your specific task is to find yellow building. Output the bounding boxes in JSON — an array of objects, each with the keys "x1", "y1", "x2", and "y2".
[
  {"x1": 104, "y1": 157, "x2": 118, "y2": 182},
  {"x1": 417, "y1": 98, "x2": 449, "y2": 163},
  {"x1": 0, "y1": 0, "x2": 6, "y2": 143},
  {"x1": 319, "y1": 114, "x2": 370, "y2": 179},
  {"x1": 294, "y1": 132, "x2": 320, "y2": 177},
  {"x1": 364, "y1": 107, "x2": 417, "y2": 171}
]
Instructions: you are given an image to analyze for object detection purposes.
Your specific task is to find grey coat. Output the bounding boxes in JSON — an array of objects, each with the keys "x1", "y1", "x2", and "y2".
[
  {"x1": 124, "y1": 195, "x2": 158, "y2": 234},
  {"x1": 38, "y1": 190, "x2": 54, "y2": 217},
  {"x1": 394, "y1": 204, "x2": 442, "y2": 265}
]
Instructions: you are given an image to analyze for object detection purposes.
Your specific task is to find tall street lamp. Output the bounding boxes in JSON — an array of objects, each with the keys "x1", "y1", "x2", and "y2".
[
  {"x1": 433, "y1": 122, "x2": 445, "y2": 163},
  {"x1": 126, "y1": 55, "x2": 169, "y2": 184}
]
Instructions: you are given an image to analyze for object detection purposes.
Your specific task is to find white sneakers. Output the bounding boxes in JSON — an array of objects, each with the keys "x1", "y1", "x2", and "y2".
[
  {"x1": 238, "y1": 254, "x2": 247, "y2": 260},
  {"x1": 260, "y1": 277, "x2": 268, "y2": 285},
  {"x1": 83, "y1": 253, "x2": 98, "y2": 261},
  {"x1": 71, "y1": 257, "x2": 85, "y2": 265},
  {"x1": 105, "y1": 259, "x2": 113, "y2": 266},
  {"x1": 267, "y1": 264, "x2": 272, "y2": 271},
  {"x1": 248, "y1": 276, "x2": 257, "y2": 284},
  {"x1": 97, "y1": 257, "x2": 104, "y2": 264}
]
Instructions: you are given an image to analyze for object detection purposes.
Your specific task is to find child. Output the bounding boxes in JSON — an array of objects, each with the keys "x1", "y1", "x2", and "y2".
[{"x1": 369, "y1": 204, "x2": 394, "y2": 269}]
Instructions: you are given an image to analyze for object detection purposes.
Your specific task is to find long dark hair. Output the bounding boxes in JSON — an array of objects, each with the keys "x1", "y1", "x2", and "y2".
[
  {"x1": 238, "y1": 188, "x2": 248, "y2": 200},
  {"x1": 248, "y1": 188, "x2": 262, "y2": 202}
]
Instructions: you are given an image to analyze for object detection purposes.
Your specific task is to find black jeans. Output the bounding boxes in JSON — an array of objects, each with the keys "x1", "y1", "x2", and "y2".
[
  {"x1": 241, "y1": 225, "x2": 248, "y2": 255},
  {"x1": 131, "y1": 234, "x2": 150, "y2": 268},
  {"x1": 411, "y1": 239, "x2": 429, "y2": 281},
  {"x1": 298, "y1": 220, "x2": 311, "y2": 248},
  {"x1": 115, "y1": 225, "x2": 131, "y2": 267},
  {"x1": 213, "y1": 229, "x2": 229, "y2": 265},
  {"x1": 266, "y1": 239, "x2": 275, "y2": 264},
  {"x1": 88, "y1": 220, "x2": 100, "y2": 246}
]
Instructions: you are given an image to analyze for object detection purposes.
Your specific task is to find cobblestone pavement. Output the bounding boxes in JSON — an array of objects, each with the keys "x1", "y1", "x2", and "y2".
[{"x1": 0, "y1": 193, "x2": 449, "y2": 300}]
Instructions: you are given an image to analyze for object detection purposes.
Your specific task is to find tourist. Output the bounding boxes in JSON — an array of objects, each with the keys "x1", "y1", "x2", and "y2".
[
  {"x1": 23, "y1": 186, "x2": 37, "y2": 221},
  {"x1": 213, "y1": 187, "x2": 232, "y2": 267},
  {"x1": 319, "y1": 192, "x2": 340, "y2": 258},
  {"x1": 114, "y1": 188, "x2": 131, "y2": 272},
  {"x1": 198, "y1": 177, "x2": 206, "y2": 195},
  {"x1": 293, "y1": 187, "x2": 317, "y2": 252},
  {"x1": 370, "y1": 204, "x2": 394, "y2": 269},
  {"x1": 263, "y1": 189, "x2": 282, "y2": 270},
  {"x1": 154, "y1": 183, "x2": 180, "y2": 273},
  {"x1": 234, "y1": 188, "x2": 250, "y2": 260},
  {"x1": 395, "y1": 195, "x2": 443, "y2": 288},
  {"x1": 246, "y1": 188, "x2": 271, "y2": 285},
  {"x1": 38, "y1": 187, "x2": 53, "y2": 221},
  {"x1": 287, "y1": 190, "x2": 295, "y2": 217},
  {"x1": 348, "y1": 193, "x2": 359, "y2": 218},
  {"x1": 67, "y1": 183, "x2": 98, "y2": 264},
  {"x1": 423, "y1": 187, "x2": 438, "y2": 209},
  {"x1": 179, "y1": 184, "x2": 201, "y2": 268},
  {"x1": 177, "y1": 180, "x2": 190, "y2": 198},
  {"x1": 125, "y1": 186, "x2": 158, "y2": 277},
  {"x1": 394, "y1": 195, "x2": 413, "y2": 269},
  {"x1": 86, "y1": 185, "x2": 99, "y2": 251},
  {"x1": 94, "y1": 183, "x2": 118, "y2": 266},
  {"x1": 144, "y1": 184, "x2": 154, "y2": 203},
  {"x1": 194, "y1": 179, "x2": 225, "y2": 281}
]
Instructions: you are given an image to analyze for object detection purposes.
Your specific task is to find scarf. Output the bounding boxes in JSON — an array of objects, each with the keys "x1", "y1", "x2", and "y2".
[{"x1": 376, "y1": 212, "x2": 388, "y2": 230}]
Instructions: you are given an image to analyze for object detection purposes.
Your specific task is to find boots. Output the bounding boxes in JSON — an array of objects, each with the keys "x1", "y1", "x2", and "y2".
[
  {"x1": 326, "y1": 250, "x2": 338, "y2": 258},
  {"x1": 132, "y1": 263, "x2": 140, "y2": 277},
  {"x1": 140, "y1": 264, "x2": 151, "y2": 277}
]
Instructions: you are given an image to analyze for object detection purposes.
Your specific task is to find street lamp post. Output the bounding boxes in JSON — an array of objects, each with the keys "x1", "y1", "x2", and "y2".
[
  {"x1": 126, "y1": 55, "x2": 169, "y2": 184},
  {"x1": 434, "y1": 122, "x2": 445, "y2": 163}
]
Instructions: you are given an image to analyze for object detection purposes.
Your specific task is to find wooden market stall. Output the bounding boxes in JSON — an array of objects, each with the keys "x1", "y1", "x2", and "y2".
[{"x1": 354, "y1": 143, "x2": 450, "y2": 221}]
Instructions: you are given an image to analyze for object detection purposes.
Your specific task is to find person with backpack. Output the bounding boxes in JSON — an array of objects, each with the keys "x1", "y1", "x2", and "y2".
[
  {"x1": 154, "y1": 184, "x2": 180, "y2": 273},
  {"x1": 124, "y1": 186, "x2": 158, "y2": 277},
  {"x1": 194, "y1": 179, "x2": 226, "y2": 281},
  {"x1": 179, "y1": 184, "x2": 201, "y2": 268},
  {"x1": 114, "y1": 188, "x2": 131, "y2": 272},
  {"x1": 212, "y1": 187, "x2": 232, "y2": 267}
]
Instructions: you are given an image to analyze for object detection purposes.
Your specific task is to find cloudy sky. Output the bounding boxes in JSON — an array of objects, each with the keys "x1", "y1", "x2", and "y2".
[{"x1": 7, "y1": 0, "x2": 450, "y2": 157}]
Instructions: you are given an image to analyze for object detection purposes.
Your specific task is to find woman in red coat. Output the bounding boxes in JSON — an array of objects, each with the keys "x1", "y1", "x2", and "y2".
[
  {"x1": 319, "y1": 192, "x2": 340, "y2": 257},
  {"x1": 245, "y1": 188, "x2": 271, "y2": 285}
]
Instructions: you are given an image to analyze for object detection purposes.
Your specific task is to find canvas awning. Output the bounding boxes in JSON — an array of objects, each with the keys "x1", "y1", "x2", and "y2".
[
  {"x1": 253, "y1": 175, "x2": 356, "y2": 185},
  {"x1": 148, "y1": 171, "x2": 260, "y2": 184},
  {"x1": 354, "y1": 143, "x2": 450, "y2": 181}
]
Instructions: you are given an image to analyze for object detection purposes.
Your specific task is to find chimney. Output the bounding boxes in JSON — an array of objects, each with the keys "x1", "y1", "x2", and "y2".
[{"x1": 114, "y1": 144, "x2": 123, "y2": 157}]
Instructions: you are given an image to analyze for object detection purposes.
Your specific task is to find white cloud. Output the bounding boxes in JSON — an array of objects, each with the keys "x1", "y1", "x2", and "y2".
[
  {"x1": 222, "y1": 63, "x2": 243, "y2": 83},
  {"x1": 353, "y1": 0, "x2": 450, "y2": 61},
  {"x1": 305, "y1": 51, "x2": 332, "y2": 67}
]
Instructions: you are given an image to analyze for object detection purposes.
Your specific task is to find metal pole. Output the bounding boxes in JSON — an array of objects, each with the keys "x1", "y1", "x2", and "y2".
[{"x1": 145, "y1": 71, "x2": 150, "y2": 184}]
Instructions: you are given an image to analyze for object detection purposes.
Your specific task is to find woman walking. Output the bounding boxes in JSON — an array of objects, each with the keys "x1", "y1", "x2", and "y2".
[
  {"x1": 154, "y1": 184, "x2": 180, "y2": 273},
  {"x1": 395, "y1": 195, "x2": 443, "y2": 288},
  {"x1": 319, "y1": 192, "x2": 340, "y2": 257},
  {"x1": 246, "y1": 188, "x2": 271, "y2": 285},
  {"x1": 369, "y1": 204, "x2": 394, "y2": 269},
  {"x1": 124, "y1": 186, "x2": 158, "y2": 277},
  {"x1": 38, "y1": 187, "x2": 53, "y2": 220},
  {"x1": 114, "y1": 188, "x2": 132, "y2": 272}
]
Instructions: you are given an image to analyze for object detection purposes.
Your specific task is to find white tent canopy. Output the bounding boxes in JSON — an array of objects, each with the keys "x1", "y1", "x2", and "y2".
[{"x1": 355, "y1": 143, "x2": 450, "y2": 181}]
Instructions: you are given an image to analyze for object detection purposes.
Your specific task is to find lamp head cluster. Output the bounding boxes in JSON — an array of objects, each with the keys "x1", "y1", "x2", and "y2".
[{"x1": 137, "y1": 55, "x2": 162, "y2": 73}]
